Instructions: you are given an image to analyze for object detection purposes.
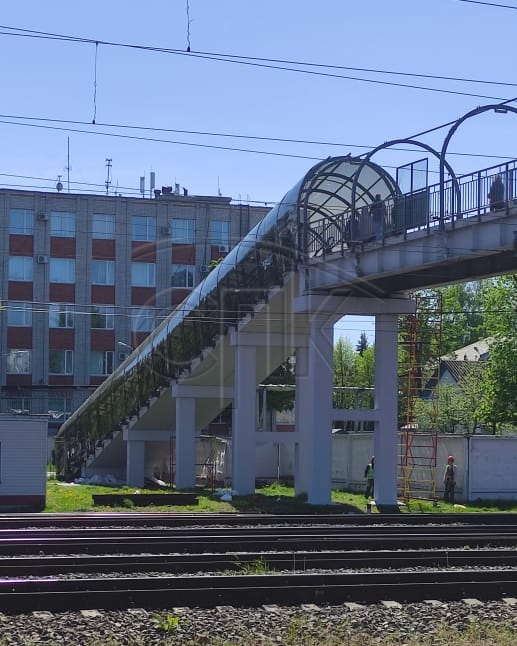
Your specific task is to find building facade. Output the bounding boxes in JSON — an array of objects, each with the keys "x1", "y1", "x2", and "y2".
[{"x1": 0, "y1": 186, "x2": 269, "y2": 440}]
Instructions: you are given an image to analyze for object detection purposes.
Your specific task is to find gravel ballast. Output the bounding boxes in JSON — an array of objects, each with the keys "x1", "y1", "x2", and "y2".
[{"x1": 1, "y1": 599, "x2": 517, "y2": 645}]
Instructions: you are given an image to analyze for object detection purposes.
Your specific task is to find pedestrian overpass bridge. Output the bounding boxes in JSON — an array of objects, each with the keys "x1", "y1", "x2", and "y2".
[{"x1": 55, "y1": 154, "x2": 517, "y2": 506}]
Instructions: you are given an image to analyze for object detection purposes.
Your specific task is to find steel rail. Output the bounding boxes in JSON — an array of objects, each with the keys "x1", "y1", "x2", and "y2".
[
  {"x1": 2, "y1": 548, "x2": 517, "y2": 576},
  {"x1": 0, "y1": 531, "x2": 517, "y2": 555},
  {"x1": 2, "y1": 570, "x2": 517, "y2": 613},
  {"x1": 1, "y1": 523, "x2": 516, "y2": 539},
  {"x1": 1, "y1": 512, "x2": 517, "y2": 529}
]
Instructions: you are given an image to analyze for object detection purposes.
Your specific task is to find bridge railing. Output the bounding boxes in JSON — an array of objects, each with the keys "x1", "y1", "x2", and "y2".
[{"x1": 307, "y1": 159, "x2": 517, "y2": 257}]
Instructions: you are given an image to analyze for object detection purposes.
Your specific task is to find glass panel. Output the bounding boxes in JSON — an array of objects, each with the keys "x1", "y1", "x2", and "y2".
[
  {"x1": 92, "y1": 214, "x2": 115, "y2": 239},
  {"x1": 50, "y1": 258, "x2": 75, "y2": 283},
  {"x1": 8, "y1": 302, "x2": 32, "y2": 327},
  {"x1": 8, "y1": 257, "x2": 33, "y2": 281},
  {"x1": 50, "y1": 212, "x2": 76, "y2": 237},
  {"x1": 6, "y1": 349, "x2": 31, "y2": 373},
  {"x1": 9, "y1": 209, "x2": 33, "y2": 235}
]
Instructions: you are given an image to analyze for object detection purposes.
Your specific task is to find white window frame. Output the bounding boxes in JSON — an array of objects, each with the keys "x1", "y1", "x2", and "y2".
[
  {"x1": 6, "y1": 349, "x2": 32, "y2": 374},
  {"x1": 8, "y1": 256, "x2": 33, "y2": 282},
  {"x1": 48, "y1": 398, "x2": 72, "y2": 422},
  {"x1": 49, "y1": 304, "x2": 75, "y2": 329},
  {"x1": 49, "y1": 258, "x2": 76, "y2": 284},
  {"x1": 7, "y1": 397, "x2": 31, "y2": 415},
  {"x1": 171, "y1": 218, "x2": 195, "y2": 244},
  {"x1": 92, "y1": 260, "x2": 115, "y2": 285},
  {"x1": 49, "y1": 349, "x2": 73, "y2": 375},
  {"x1": 9, "y1": 208, "x2": 33, "y2": 235},
  {"x1": 131, "y1": 262, "x2": 156, "y2": 287},
  {"x1": 92, "y1": 213, "x2": 115, "y2": 239},
  {"x1": 171, "y1": 263, "x2": 195, "y2": 288},
  {"x1": 91, "y1": 305, "x2": 115, "y2": 329},
  {"x1": 131, "y1": 215, "x2": 156, "y2": 242},
  {"x1": 50, "y1": 211, "x2": 76, "y2": 237},
  {"x1": 209, "y1": 220, "x2": 230, "y2": 246},
  {"x1": 89, "y1": 350, "x2": 114, "y2": 376},
  {"x1": 7, "y1": 301, "x2": 32, "y2": 327}
]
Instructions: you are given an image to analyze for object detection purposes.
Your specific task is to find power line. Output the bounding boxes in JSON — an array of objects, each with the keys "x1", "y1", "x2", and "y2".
[
  {"x1": 0, "y1": 25, "x2": 515, "y2": 101},
  {"x1": 457, "y1": 0, "x2": 517, "y2": 8}
]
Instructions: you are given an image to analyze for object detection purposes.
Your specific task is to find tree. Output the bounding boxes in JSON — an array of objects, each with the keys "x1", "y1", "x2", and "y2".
[
  {"x1": 478, "y1": 337, "x2": 517, "y2": 433},
  {"x1": 258, "y1": 358, "x2": 296, "y2": 430},
  {"x1": 355, "y1": 331, "x2": 369, "y2": 356},
  {"x1": 333, "y1": 338, "x2": 358, "y2": 410}
]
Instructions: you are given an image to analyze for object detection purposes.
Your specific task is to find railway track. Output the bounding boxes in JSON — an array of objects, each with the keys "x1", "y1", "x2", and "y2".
[{"x1": 2, "y1": 514, "x2": 517, "y2": 614}]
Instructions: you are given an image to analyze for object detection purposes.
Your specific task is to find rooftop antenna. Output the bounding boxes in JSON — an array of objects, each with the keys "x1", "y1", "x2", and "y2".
[
  {"x1": 140, "y1": 175, "x2": 145, "y2": 198},
  {"x1": 217, "y1": 176, "x2": 222, "y2": 197},
  {"x1": 150, "y1": 171, "x2": 155, "y2": 199},
  {"x1": 105, "y1": 158, "x2": 112, "y2": 195},
  {"x1": 66, "y1": 137, "x2": 71, "y2": 192}
]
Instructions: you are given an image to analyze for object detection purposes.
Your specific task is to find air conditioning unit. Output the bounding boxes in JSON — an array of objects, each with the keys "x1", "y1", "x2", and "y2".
[
  {"x1": 200, "y1": 265, "x2": 208, "y2": 275},
  {"x1": 37, "y1": 212, "x2": 48, "y2": 222},
  {"x1": 36, "y1": 254, "x2": 48, "y2": 264},
  {"x1": 118, "y1": 351, "x2": 128, "y2": 361},
  {"x1": 218, "y1": 244, "x2": 229, "y2": 253},
  {"x1": 160, "y1": 225, "x2": 171, "y2": 237}
]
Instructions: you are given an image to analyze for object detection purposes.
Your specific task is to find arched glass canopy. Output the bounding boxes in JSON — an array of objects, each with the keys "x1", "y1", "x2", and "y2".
[{"x1": 54, "y1": 156, "x2": 399, "y2": 479}]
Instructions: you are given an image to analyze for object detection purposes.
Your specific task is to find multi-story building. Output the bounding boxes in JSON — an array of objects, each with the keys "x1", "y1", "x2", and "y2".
[{"x1": 0, "y1": 185, "x2": 269, "y2": 441}]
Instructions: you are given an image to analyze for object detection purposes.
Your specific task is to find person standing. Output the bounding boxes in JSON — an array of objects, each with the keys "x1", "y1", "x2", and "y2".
[
  {"x1": 488, "y1": 174, "x2": 505, "y2": 212},
  {"x1": 443, "y1": 455, "x2": 457, "y2": 503},
  {"x1": 370, "y1": 194, "x2": 387, "y2": 242},
  {"x1": 364, "y1": 456, "x2": 375, "y2": 499}
]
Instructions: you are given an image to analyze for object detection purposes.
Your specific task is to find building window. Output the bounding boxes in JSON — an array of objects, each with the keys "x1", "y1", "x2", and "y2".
[
  {"x1": 91, "y1": 305, "x2": 115, "y2": 329},
  {"x1": 9, "y1": 208, "x2": 33, "y2": 235},
  {"x1": 6, "y1": 349, "x2": 32, "y2": 374},
  {"x1": 48, "y1": 398, "x2": 72, "y2": 422},
  {"x1": 49, "y1": 258, "x2": 76, "y2": 283},
  {"x1": 92, "y1": 260, "x2": 115, "y2": 285},
  {"x1": 209, "y1": 220, "x2": 230, "y2": 246},
  {"x1": 92, "y1": 213, "x2": 115, "y2": 239},
  {"x1": 130, "y1": 306, "x2": 156, "y2": 332},
  {"x1": 171, "y1": 264, "x2": 194, "y2": 288},
  {"x1": 7, "y1": 301, "x2": 32, "y2": 327},
  {"x1": 7, "y1": 398, "x2": 31, "y2": 415},
  {"x1": 49, "y1": 349, "x2": 73, "y2": 375},
  {"x1": 89, "y1": 350, "x2": 114, "y2": 376},
  {"x1": 171, "y1": 218, "x2": 195, "y2": 244},
  {"x1": 50, "y1": 211, "x2": 76, "y2": 237},
  {"x1": 8, "y1": 256, "x2": 33, "y2": 282},
  {"x1": 49, "y1": 304, "x2": 74, "y2": 328},
  {"x1": 131, "y1": 215, "x2": 156, "y2": 242},
  {"x1": 131, "y1": 262, "x2": 156, "y2": 287}
]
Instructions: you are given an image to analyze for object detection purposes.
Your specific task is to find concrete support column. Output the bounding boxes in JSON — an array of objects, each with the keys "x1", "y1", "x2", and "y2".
[
  {"x1": 296, "y1": 319, "x2": 334, "y2": 504},
  {"x1": 294, "y1": 344, "x2": 309, "y2": 496},
  {"x1": 126, "y1": 438, "x2": 145, "y2": 487},
  {"x1": 175, "y1": 396, "x2": 196, "y2": 490},
  {"x1": 374, "y1": 314, "x2": 399, "y2": 507},
  {"x1": 232, "y1": 343, "x2": 257, "y2": 495}
]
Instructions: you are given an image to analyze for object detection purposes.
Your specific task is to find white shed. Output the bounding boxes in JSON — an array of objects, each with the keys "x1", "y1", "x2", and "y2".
[{"x1": 0, "y1": 416, "x2": 47, "y2": 510}]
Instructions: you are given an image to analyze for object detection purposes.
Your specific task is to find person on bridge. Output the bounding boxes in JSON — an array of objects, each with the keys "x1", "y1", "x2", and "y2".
[
  {"x1": 488, "y1": 174, "x2": 505, "y2": 212},
  {"x1": 370, "y1": 194, "x2": 387, "y2": 243},
  {"x1": 443, "y1": 455, "x2": 457, "y2": 504},
  {"x1": 364, "y1": 456, "x2": 375, "y2": 499}
]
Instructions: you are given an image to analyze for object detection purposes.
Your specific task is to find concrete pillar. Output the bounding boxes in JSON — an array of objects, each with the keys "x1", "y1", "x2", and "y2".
[
  {"x1": 294, "y1": 344, "x2": 309, "y2": 496},
  {"x1": 175, "y1": 396, "x2": 196, "y2": 489},
  {"x1": 126, "y1": 439, "x2": 145, "y2": 487},
  {"x1": 373, "y1": 313, "x2": 399, "y2": 507},
  {"x1": 232, "y1": 343, "x2": 257, "y2": 495},
  {"x1": 296, "y1": 319, "x2": 334, "y2": 504}
]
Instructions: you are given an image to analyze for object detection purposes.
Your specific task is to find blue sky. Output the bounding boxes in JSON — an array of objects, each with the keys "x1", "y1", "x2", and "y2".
[{"x1": 1, "y1": 0, "x2": 516, "y2": 345}]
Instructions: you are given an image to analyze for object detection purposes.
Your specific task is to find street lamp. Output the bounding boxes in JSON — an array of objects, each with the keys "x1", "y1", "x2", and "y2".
[{"x1": 117, "y1": 341, "x2": 133, "y2": 354}]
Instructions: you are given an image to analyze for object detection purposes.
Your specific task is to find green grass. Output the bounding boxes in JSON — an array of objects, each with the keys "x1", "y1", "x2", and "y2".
[{"x1": 44, "y1": 479, "x2": 517, "y2": 514}]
